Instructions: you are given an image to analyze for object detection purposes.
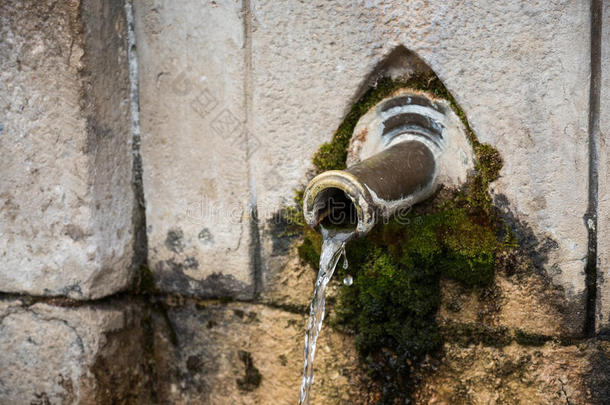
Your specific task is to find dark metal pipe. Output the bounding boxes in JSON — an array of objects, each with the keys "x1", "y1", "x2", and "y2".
[
  {"x1": 303, "y1": 140, "x2": 436, "y2": 235},
  {"x1": 346, "y1": 141, "x2": 435, "y2": 201}
]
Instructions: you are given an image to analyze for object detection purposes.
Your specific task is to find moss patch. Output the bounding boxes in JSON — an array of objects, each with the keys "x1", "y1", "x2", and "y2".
[{"x1": 290, "y1": 73, "x2": 508, "y2": 404}]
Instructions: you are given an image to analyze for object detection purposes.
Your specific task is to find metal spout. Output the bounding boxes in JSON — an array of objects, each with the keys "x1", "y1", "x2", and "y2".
[{"x1": 303, "y1": 90, "x2": 475, "y2": 237}]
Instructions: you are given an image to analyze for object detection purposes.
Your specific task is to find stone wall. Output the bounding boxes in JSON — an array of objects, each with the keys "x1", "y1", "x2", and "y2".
[
  {"x1": 1, "y1": 0, "x2": 609, "y2": 403},
  {"x1": 0, "y1": 0, "x2": 144, "y2": 401},
  {"x1": 135, "y1": 0, "x2": 593, "y2": 333}
]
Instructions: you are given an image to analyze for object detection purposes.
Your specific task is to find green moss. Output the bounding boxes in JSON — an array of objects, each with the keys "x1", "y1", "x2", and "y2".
[
  {"x1": 297, "y1": 227, "x2": 322, "y2": 269},
  {"x1": 333, "y1": 247, "x2": 442, "y2": 400},
  {"x1": 294, "y1": 74, "x2": 509, "y2": 404},
  {"x1": 279, "y1": 190, "x2": 306, "y2": 237},
  {"x1": 438, "y1": 209, "x2": 497, "y2": 286}
]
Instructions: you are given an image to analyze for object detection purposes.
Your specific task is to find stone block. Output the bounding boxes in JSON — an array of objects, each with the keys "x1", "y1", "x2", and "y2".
[
  {"x1": 152, "y1": 301, "x2": 368, "y2": 404},
  {"x1": 412, "y1": 340, "x2": 609, "y2": 404},
  {"x1": 0, "y1": 0, "x2": 135, "y2": 298},
  {"x1": 133, "y1": 0, "x2": 255, "y2": 299},
  {"x1": 0, "y1": 299, "x2": 152, "y2": 404}
]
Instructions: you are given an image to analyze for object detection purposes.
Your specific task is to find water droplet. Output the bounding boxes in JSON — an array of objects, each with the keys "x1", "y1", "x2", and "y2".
[{"x1": 343, "y1": 275, "x2": 353, "y2": 286}]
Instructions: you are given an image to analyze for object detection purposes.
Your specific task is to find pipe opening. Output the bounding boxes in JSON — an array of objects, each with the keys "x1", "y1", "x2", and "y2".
[{"x1": 311, "y1": 187, "x2": 358, "y2": 230}]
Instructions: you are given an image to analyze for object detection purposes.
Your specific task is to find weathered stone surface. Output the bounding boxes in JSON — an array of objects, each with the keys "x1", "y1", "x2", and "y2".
[
  {"x1": 259, "y1": 242, "x2": 318, "y2": 311},
  {"x1": 152, "y1": 300, "x2": 369, "y2": 404},
  {"x1": 133, "y1": 0, "x2": 255, "y2": 299},
  {"x1": 437, "y1": 257, "x2": 568, "y2": 338},
  {"x1": 251, "y1": 0, "x2": 590, "y2": 334},
  {"x1": 150, "y1": 289, "x2": 610, "y2": 405},
  {"x1": 0, "y1": 0, "x2": 135, "y2": 298},
  {"x1": 0, "y1": 299, "x2": 153, "y2": 404},
  {"x1": 412, "y1": 340, "x2": 610, "y2": 405},
  {"x1": 597, "y1": 0, "x2": 610, "y2": 335}
]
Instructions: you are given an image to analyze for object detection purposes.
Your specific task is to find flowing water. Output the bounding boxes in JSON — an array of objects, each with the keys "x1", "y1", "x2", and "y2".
[{"x1": 298, "y1": 226, "x2": 355, "y2": 405}]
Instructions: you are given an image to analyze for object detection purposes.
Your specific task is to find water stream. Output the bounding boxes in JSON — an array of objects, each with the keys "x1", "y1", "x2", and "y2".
[{"x1": 298, "y1": 226, "x2": 355, "y2": 405}]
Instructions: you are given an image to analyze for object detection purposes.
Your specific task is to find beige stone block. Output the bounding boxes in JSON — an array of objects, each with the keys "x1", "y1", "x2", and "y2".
[
  {"x1": 0, "y1": 0, "x2": 135, "y2": 298},
  {"x1": 133, "y1": 0, "x2": 255, "y2": 298},
  {"x1": 0, "y1": 299, "x2": 152, "y2": 404}
]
